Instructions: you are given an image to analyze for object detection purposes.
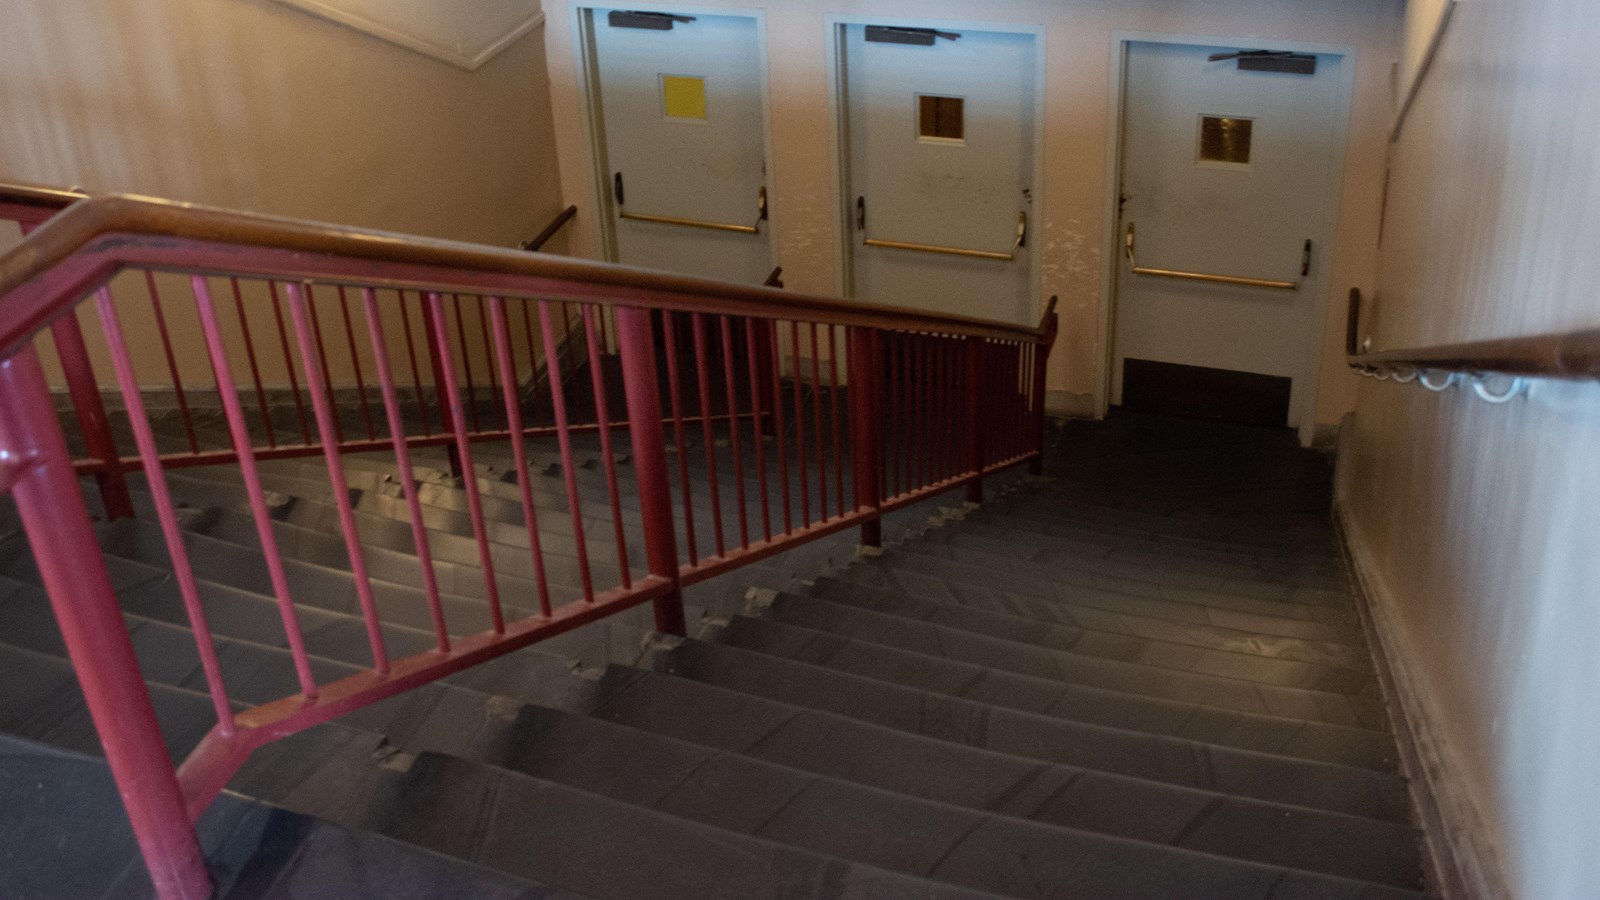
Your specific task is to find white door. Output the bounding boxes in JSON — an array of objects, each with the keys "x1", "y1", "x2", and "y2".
[
  {"x1": 585, "y1": 9, "x2": 772, "y2": 283},
  {"x1": 1113, "y1": 41, "x2": 1345, "y2": 428},
  {"x1": 840, "y1": 24, "x2": 1036, "y2": 324}
]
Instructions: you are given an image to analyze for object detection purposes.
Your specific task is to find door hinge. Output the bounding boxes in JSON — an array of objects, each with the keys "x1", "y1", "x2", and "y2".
[{"x1": 613, "y1": 172, "x2": 625, "y2": 206}]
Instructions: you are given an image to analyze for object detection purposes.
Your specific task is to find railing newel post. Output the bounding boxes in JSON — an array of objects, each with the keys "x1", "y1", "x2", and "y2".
[
  {"x1": 0, "y1": 346, "x2": 211, "y2": 900},
  {"x1": 49, "y1": 312, "x2": 133, "y2": 519},
  {"x1": 1029, "y1": 299, "x2": 1058, "y2": 475},
  {"x1": 614, "y1": 305, "x2": 686, "y2": 636},
  {"x1": 849, "y1": 328, "x2": 883, "y2": 548}
]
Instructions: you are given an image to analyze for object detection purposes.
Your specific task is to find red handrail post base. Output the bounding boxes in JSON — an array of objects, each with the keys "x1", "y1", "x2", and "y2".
[
  {"x1": 965, "y1": 336, "x2": 986, "y2": 504},
  {"x1": 51, "y1": 313, "x2": 134, "y2": 519},
  {"x1": 0, "y1": 347, "x2": 211, "y2": 900},
  {"x1": 614, "y1": 306, "x2": 687, "y2": 637},
  {"x1": 849, "y1": 328, "x2": 883, "y2": 548}
]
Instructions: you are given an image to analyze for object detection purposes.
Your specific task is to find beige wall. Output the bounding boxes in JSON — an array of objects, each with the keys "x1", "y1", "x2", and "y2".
[
  {"x1": 539, "y1": 0, "x2": 1399, "y2": 431},
  {"x1": 1337, "y1": 0, "x2": 1600, "y2": 897},
  {"x1": 1, "y1": 0, "x2": 566, "y2": 391}
]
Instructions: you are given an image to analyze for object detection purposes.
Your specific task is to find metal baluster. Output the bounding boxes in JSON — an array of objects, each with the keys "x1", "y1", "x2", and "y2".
[
  {"x1": 285, "y1": 283, "x2": 389, "y2": 672},
  {"x1": 396, "y1": 290, "x2": 433, "y2": 437},
  {"x1": 692, "y1": 314, "x2": 725, "y2": 557},
  {"x1": 361, "y1": 288, "x2": 451, "y2": 651},
  {"x1": 267, "y1": 281, "x2": 312, "y2": 444},
  {"x1": 143, "y1": 271, "x2": 199, "y2": 454},
  {"x1": 539, "y1": 301, "x2": 596, "y2": 600},
  {"x1": 302, "y1": 284, "x2": 343, "y2": 444},
  {"x1": 181, "y1": 283, "x2": 318, "y2": 696},
  {"x1": 451, "y1": 295, "x2": 481, "y2": 433},
  {"x1": 720, "y1": 316, "x2": 750, "y2": 548},
  {"x1": 768, "y1": 319, "x2": 792, "y2": 534},
  {"x1": 428, "y1": 292, "x2": 506, "y2": 631},
  {"x1": 229, "y1": 278, "x2": 276, "y2": 448},
  {"x1": 810, "y1": 322, "x2": 827, "y2": 519},
  {"x1": 744, "y1": 318, "x2": 771, "y2": 541},
  {"x1": 490, "y1": 297, "x2": 554, "y2": 616},
  {"x1": 335, "y1": 286, "x2": 376, "y2": 440},
  {"x1": 582, "y1": 305, "x2": 632, "y2": 588}
]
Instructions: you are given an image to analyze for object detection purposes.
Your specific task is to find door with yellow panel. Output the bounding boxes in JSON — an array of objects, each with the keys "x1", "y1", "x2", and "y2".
[{"x1": 583, "y1": 8, "x2": 773, "y2": 284}]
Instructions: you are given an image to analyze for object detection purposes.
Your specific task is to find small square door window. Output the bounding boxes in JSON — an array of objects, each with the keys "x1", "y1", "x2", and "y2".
[
  {"x1": 1198, "y1": 115, "x2": 1253, "y2": 165},
  {"x1": 918, "y1": 94, "x2": 964, "y2": 142},
  {"x1": 662, "y1": 75, "x2": 707, "y2": 120}
]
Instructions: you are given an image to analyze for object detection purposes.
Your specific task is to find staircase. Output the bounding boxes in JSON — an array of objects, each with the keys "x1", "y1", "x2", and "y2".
[{"x1": 0, "y1": 396, "x2": 1424, "y2": 898}]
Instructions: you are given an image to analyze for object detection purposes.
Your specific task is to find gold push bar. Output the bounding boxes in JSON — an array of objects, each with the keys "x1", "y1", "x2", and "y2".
[
  {"x1": 619, "y1": 187, "x2": 766, "y2": 235},
  {"x1": 1124, "y1": 223, "x2": 1307, "y2": 290},
  {"x1": 864, "y1": 211, "x2": 1027, "y2": 262}
]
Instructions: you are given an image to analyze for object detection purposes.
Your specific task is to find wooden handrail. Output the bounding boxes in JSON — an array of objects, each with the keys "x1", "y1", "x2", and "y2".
[
  {"x1": 1, "y1": 193, "x2": 1049, "y2": 355},
  {"x1": 520, "y1": 204, "x2": 577, "y2": 252},
  {"x1": 1345, "y1": 288, "x2": 1600, "y2": 379}
]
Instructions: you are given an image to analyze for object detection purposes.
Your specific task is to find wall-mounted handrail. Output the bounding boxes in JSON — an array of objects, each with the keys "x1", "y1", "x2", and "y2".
[
  {"x1": 1123, "y1": 223, "x2": 1306, "y2": 291},
  {"x1": 1346, "y1": 288, "x2": 1600, "y2": 380},
  {"x1": 0, "y1": 186, "x2": 1057, "y2": 900},
  {"x1": 520, "y1": 204, "x2": 578, "y2": 252}
]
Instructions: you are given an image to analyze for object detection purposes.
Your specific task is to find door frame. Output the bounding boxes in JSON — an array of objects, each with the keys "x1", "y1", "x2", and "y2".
[
  {"x1": 1097, "y1": 31, "x2": 1358, "y2": 443},
  {"x1": 570, "y1": 4, "x2": 780, "y2": 271},
  {"x1": 826, "y1": 14, "x2": 1047, "y2": 324}
]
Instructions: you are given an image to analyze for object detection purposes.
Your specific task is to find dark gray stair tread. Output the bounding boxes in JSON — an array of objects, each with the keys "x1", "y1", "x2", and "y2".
[
  {"x1": 576, "y1": 668, "x2": 1417, "y2": 884},
  {"x1": 93, "y1": 518, "x2": 522, "y2": 637},
  {"x1": 242, "y1": 733, "x2": 1008, "y2": 900},
  {"x1": 928, "y1": 524, "x2": 1351, "y2": 593},
  {"x1": 725, "y1": 610, "x2": 1381, "y2": 730},
  {"x1": 747, "y1": 591, "x2": 1396, "y2": 774},
  {"x1": 953, "y1": 512, "x2": 1348, "y2": 577},
  {"x1": 866, "y1": 545, "x2": 1364, "y2": 635},
  {"x1": 415, "y1": 701, "x2": 1419, "y2": 898},
  {"x1": 932, "y1": 814, "x2": 1419, "y2": 900},
  {"x1": 825, "y1": 562, "x2": 1366, "y2": 652},
  {"x1": 155, "y1": 467, "x2": 639, "y2": 578},
  {"x1": 775, "y1": 588, "x2": 1374, "y2": 694},
  {"x1": 652, "y1": 636, "x2": 1408, "y2": 821},
  {"x1": 984, "y1": 498, "x2": 1341, "y2": 559},
  {"x1": 0, "y1": 737, "x2": 564, "y2": 900},
  {"x1": 806, "y1": 574, "x2": 1375, "y2": 672},
  {"x1": 893, "y1": 538, "x2": 1356, "y2": 616}
]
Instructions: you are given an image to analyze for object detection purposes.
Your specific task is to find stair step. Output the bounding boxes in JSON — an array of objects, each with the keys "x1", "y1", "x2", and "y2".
[
  {"x1": 770, "y1": 589, "x2": 1375, "y2": 695},
  {"x1": 229, "y1": 726, "x2": 1013, "y2": 900},
  {"x1": 546, "y1": 664, "x2": 1420, "y2": 885},
  {"x1": 650, "y1": 634, "x2": 1410, "y2": 822},
  {"x1": 925, "y1": 523, "x2": 1351, "y2": 593},
  {"x1": 896, "y1": 536, "x2": 1355, "y2": 612},
  {"x1": 806, "y1": 574, "x2": 1375, "y2": 673},
  {"x1": 865, "y1": 545, "x2": 1363, "y2": 634},
  {"x1": 0, "y1": 734, "x2": 569, "y2": 900}
]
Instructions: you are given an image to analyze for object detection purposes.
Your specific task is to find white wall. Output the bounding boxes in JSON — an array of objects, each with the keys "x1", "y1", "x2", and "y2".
[
  {"x1": 1338, "y1": 0, "x2": 1600, "y2": 896},
  {"x1": 539, "y1": 0, "x2": 1399, "y2": 427},
  {"x1": 0, "y1": 0, "x2": 567, "y2": 389}
]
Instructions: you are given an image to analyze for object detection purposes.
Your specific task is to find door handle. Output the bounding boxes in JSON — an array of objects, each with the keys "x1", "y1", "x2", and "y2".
[
  {"x1": 861, "y1": 209, "x2": 1028, "y2": 262},
  {"x1": 1124, "y1": 223, "x2": 1308, "y2": 290},
  {"x1": 616, "y1": 175, "x2": 767, "y2": 234}
]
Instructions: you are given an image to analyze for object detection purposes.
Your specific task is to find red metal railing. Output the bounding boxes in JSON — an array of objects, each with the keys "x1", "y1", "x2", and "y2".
[{"x1": 0, "y1": 186, "x2": 1055, "y2": 899}]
